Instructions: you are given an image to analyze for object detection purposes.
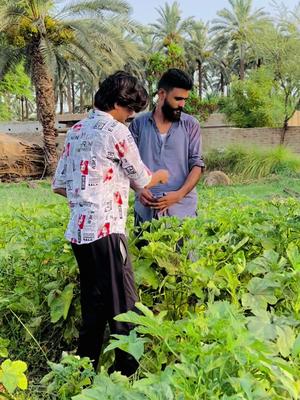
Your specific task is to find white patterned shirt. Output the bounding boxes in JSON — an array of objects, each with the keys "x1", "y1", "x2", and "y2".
[{"x1": 52, "y1": 109, "x2": 151, "y2": 244}]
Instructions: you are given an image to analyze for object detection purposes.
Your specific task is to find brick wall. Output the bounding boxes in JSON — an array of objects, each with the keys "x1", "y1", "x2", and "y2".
[
  {"x1": 4, "y1": 124, "x2": 300, "y2": 155},
  {"x1": 202, "y1": 127, "x2": 300, "y2": 154}
]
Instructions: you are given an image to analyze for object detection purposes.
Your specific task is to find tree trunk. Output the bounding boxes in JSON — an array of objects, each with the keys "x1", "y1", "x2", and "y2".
[
  {"x1": 239, "y1": 44, "x2": 245, "y2": 80},
  {"x1": 66, "y1": 82, "x2": 72, "y2": 113},
  {"x1": 21, "y1": 97, "x2": 25, "y2": 121},
  {"x1": 257, "y1": 58, "x2": 262, "y2": 68},
  {"x1": 59, "y1": 83, "x2": 64, "y2": 114},
  {"x1": 280, "y1": 120, "x2": 288, "y2": 145},
  {"x1": 196, "y1": 59, "x2": 202, "y2": 100},
  {"x1": 220, "y1": 72, "x2": 224, "y2": 96},
  {"x1": 79, "y1": 81, "x2": 84, "y2": 113},
  {"x1": 25, "y1": 98, "x2": 29, "y2": 120},
  {"x1": 30, "y1": 43, "x2": 57, "y2": 175},
  {"x1": 71, "y1": 70, "x2": 75, "y2": 113}
]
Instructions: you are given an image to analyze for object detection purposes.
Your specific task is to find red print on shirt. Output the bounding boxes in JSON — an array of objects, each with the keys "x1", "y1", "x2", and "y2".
[
  {"x1": 78, "y1": 214, "x2": 86, "y2": 229},
  {"x1": 63, "y1": 142, "x2": 70, "y2": 157},
  {"x1": 73, "y1": 123, "x2": 83, "y2": 132},
  {"x1": 97, "y1": 223, "x2": 110, "y2": 238},
  {"x1": 103, "y1": 167, "x2": 114, "y2": 183},
  {"x1": 80, "y1": 160, "x2": 89, "y2": 175},
  {"x1": 115, "y1": 140, "x2": 127, "y2": 158},
  {"x1": 114, "y1": 192, "x2": 123, "y2": 205}
]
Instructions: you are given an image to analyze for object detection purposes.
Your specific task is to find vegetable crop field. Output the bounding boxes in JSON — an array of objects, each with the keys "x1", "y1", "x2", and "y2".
[{"x1": 0, "y1": 176, "x2": 300, "y2": 399}]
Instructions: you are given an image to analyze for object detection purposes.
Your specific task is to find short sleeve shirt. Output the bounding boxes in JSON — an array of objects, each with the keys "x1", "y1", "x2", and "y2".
[{"x1": 52, "y1": 109, "x2": 151, "y2": 244}]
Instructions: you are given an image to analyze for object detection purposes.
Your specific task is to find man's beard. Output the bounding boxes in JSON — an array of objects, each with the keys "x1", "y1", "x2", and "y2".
[{"x1": 162, "y1": 99, "x2": 182, "y2": 122}]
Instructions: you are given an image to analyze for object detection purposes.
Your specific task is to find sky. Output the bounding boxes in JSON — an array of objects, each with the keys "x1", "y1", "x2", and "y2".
[{"x1": 126, "y1": 0, "x2": 300, "y2": 24}]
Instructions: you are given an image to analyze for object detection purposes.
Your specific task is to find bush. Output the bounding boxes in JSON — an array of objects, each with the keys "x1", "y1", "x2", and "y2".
[
  {"x1": 221, "y1": 67, "x2": 285, "y2": 128},
  {"x1": 204, "y1": 145, "x2": 300, "y2": 178},
  {"x1": 184, "y1": 91, "x2": 219, "y2": 122}
]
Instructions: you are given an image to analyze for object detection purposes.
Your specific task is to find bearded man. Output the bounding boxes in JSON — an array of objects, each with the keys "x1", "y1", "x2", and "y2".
[{"x1": 129, "y1": 68, "x2": 205, "y2": 226}]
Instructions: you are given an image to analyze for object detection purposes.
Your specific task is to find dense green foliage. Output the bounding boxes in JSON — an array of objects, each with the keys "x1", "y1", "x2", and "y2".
[
  {"x1": 0, "y1": 62, "x2": 33, "y2": 120},
  {"x1": 205, "y1": 145, "x2": 300, "y2": 179},
  {"x1": 0, "y1": 179, "x2": 300, "y2": 398},
  {"x1": 220, "y1": 67, "x2": 285, "y2": 128},
  {"x1": 184, "y1": 91, "x2": 219, "y2": 122}
]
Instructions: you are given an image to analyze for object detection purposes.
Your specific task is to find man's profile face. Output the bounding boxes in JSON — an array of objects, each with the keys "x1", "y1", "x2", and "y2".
[
  {"x1": 114, "y1": 104, "x2": 135, "y2": 124},
  {"x1": 160, "y1": 88, "x2": 190, "y2": 122}
]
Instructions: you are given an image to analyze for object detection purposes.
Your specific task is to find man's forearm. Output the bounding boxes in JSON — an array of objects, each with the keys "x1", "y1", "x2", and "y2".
[
  {"x1": 53, "y1": 187, "x2": 67, "y2": 197},
  {"x1": 177, "y1": 166, "x2": 202, "y2": 199}
]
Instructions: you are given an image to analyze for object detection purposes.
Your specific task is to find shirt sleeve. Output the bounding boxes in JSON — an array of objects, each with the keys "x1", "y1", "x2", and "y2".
[
  {"x1": 52, "y1": 140, "x2": 68, "y2": 190},
  {"x1": 188, "y1": 119, "x2": 205, "y2": 171},
  {"x1": 111, "y1": 124, "x2": 152, "y2": 190}
]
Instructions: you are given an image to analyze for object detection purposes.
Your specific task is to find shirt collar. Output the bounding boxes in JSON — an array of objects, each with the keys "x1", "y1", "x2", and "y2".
[{"x1": 89, "y1": 108, "x2": 114, "y2": 119}]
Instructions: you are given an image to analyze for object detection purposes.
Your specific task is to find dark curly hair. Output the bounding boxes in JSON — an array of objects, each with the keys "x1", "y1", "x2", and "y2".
[
  {"x1": 158, "y1": 68, "x2": 193, "y2": 92},
  {"x1": 94, "y1": 71, "x2": 149, "y2": 113}
]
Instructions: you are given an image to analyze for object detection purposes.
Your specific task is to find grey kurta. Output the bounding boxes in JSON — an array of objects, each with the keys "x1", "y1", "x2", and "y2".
[{"x1": 129, "y1": 111, "x2": 205, "y2": 222}]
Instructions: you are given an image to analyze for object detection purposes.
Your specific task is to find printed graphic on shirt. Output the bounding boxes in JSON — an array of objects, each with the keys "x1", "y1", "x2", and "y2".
[
  {"x1": 78, "y1": 214, "x2": 86, "y2": 230},
  {"x1": 115, "y1": 140, "x2": 127, "y2": 158},
  {"x1": 114, "y1": 192, "x2": 123, "y2": 219},
  {"x1": 103, "y1": 167, "x2": 114, "y2": 183},
  {"x1": 52, "y1": 109, "x2": 151, "y2": 244},
  {"x1": 97, "y1": 222, "x2": 110, "y2": 238},
  {"x1": 64, "y1": 143, "x2": 71, "y2": 157},
  {"x1": 80, "y1": 160, "x2": 89, "y2": 175},
  {"x1": 114, "y1": 191, "x2": 123, "y2": 205},
  {"x1": 73, "y1": 123, "x2": 83, "y2": 132}
]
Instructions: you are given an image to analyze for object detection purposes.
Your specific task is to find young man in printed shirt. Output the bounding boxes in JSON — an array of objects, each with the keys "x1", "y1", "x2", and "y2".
[{"x1": 52, "y1": 71, "x2": 169, "y2": 375}]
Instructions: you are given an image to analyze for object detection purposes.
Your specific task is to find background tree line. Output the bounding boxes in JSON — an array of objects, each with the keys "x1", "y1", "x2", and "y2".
[{"x1": 0, "y1": 0, "x2": 299, "y2": 173}]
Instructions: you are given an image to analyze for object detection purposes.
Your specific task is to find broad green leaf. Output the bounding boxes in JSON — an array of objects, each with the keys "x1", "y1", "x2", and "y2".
[
  {"x1": 287, "y1": 244, "x2": 300, "y2": 272},
  {"x1": 48, "y1": 283, "x2": 75, "y2": 323},
  {"x1": 247, "y1": 314, "x2": 277, "y2": 341},
  {"x1": 276, "y1": 326, "x2": 295, "y2": 357},
  {"x1": 134, "y1": 259, "x2": 160, "y2": 289},
  {"x1": 292, "y1": 334, "x2": 300, "y2": 357},
  {"x1": 104, "y1": 330, "x2": 148, "y2": 361},
  {"x1": 0, "y1": 359, "x2": 27, "y2": 394}
]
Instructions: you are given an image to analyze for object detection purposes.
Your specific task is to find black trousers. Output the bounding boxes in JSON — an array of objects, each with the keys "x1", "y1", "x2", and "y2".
[{"x1": 71, "y1": 233, "x2": 138, "y2": 375}]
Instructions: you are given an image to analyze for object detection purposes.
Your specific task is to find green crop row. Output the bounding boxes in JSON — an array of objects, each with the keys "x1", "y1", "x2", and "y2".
[{"x1": 0, "y1": 186, "x2": 299, "y2": 399}]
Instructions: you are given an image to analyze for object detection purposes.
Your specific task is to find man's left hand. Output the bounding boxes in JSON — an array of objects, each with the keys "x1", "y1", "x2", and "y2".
[{"x1": 153, "y1": 191, "x2": 183, "y2": 212}]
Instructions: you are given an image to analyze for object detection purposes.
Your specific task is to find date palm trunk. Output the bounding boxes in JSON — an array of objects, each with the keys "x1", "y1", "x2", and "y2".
[
  {"x1": 30, "y1": 43, "x2": 57, "y2": 175},
  {"x1": 196, "y1": 59, "x2": 203, "y2": 100},
  {"x1": 239, "y1": 44, "x2": 245, "y2": 80}
]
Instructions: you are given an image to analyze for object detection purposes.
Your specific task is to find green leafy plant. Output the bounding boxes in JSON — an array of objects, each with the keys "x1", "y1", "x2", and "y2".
[
  {"x1": 0, "y1": 337, "x2": 28, "y2": 399},
  {"x1": 204, "y1": 145, "x2": 300, "y2": 178},
  {"x1": 184, "y1": 91, "x2": 219, "y2": 122},
  {"x1": 221, "y1": 67, "x2": 285, "y2": 128},
  {"x1": 41, "y1": 354, "x2": 95, "y2": 400}
]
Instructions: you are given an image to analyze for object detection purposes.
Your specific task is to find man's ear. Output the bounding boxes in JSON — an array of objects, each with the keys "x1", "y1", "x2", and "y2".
[{"x1": 157, "y1": 88, "x2": 166, "y2": 101}]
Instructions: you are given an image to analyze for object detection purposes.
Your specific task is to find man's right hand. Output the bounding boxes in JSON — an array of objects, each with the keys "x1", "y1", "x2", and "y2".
[
  {"x1": 145, "y1": 168, "x2": 169, "y2": 189},
  {"x1": 139, "y1": 188, "x2": 157, "y2": 207},
  {"x1": 157, "y1": 169, "x2": 169, "y2": 184}
]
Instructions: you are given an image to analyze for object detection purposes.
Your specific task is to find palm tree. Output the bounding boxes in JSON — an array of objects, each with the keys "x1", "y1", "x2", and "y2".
[
  {"x1": 54, "y1": 16, "x2": 143, "y2": 114},
  {"x1": 150, "y1": 1, "x2": 194, "y2": 49},
  {"x1": 185, "y1": 21, "x2": 212, "y2": 99},
  {"x1": 0, "y1": 0, "x2": 132, "y2": 174},
  {"x1": 210, "y1": 0, "x2": 268, "y2": 80}
]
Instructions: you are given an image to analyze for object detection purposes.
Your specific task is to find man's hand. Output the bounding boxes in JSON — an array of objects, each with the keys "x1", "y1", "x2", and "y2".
[
  {"x1": 139, "y1": 188, "x2": 157, "y2": 207},
  {"x1": 158, "y1": 169, "x2": 169, "y2": 184},
  {"x1": 153, "y1": 191, "x2": 183, "y2": 212}
]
